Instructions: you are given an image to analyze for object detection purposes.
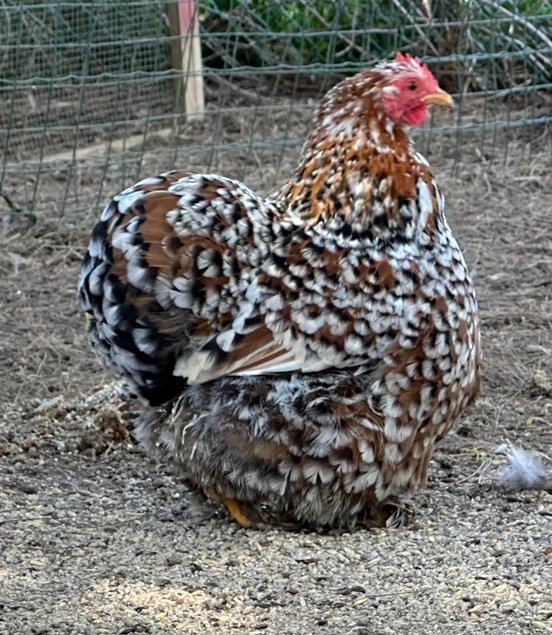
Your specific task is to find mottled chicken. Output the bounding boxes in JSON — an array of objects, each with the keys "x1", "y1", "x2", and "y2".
[{"x1": 79, "y1": 53, "x2": 481, "y2": 530}]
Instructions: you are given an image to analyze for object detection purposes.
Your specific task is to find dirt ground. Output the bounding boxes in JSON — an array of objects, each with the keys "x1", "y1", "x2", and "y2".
[{"x1": 0, "y1": 124, "x2": 551, "y2": 634}]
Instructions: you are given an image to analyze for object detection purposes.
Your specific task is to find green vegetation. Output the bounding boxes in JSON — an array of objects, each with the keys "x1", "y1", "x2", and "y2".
[
  {"x1": 200, "y1": 0, "x2": 552, "y2": 89},
  {"x1": 0, "y1": 1, "x2": 550, "y2": 89}
]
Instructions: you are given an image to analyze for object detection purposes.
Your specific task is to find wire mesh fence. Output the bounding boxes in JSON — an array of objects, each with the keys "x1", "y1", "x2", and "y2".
[{"x1": 1, "y1": 0, "x2": 551, "y2": 225}]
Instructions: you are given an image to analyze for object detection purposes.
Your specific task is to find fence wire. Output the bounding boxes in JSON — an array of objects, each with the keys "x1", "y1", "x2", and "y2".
[{"x1": 0, "y1": 0, "x2": 551, "y2": 224}]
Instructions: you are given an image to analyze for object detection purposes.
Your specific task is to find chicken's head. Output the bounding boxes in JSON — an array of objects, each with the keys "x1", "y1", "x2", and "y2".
[{"x1": 381, "y1": 53, "x2": 453, "y2": 126}]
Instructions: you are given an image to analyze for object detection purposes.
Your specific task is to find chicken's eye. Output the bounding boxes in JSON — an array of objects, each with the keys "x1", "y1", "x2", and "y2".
[{"x1": 407, "y1": 81, "x2": 418, "y2": 91}]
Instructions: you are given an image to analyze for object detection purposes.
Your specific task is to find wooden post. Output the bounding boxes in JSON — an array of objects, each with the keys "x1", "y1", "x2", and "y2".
[{"x1": 168, "y1": 0, "x2": 205, "y2": 121}]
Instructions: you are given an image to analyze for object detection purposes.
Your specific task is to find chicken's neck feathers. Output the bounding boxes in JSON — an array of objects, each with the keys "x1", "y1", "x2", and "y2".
[{"x1": 279, "y1": 97, "x2": 441, "y2": 246}]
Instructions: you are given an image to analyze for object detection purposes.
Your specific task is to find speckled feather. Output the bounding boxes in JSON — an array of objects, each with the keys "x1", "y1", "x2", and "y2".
[{"x1": 79, "y1": 56, "x2": 481, "y2": 529}]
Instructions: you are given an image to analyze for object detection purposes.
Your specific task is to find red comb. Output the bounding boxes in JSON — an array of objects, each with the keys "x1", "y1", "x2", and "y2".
[{"x1": 394, "y1": 52, "x2": 431, "y2": 75}]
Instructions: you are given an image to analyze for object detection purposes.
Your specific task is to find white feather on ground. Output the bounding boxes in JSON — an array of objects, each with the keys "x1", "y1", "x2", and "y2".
[{"x1": 494, "y1": 441, "x2": 551, "y2": 493}]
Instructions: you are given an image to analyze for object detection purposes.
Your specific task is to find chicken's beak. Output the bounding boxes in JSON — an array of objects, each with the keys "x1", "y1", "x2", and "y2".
[{"x1": 423, "y1": 88, "x2": 453, "y2": 107}]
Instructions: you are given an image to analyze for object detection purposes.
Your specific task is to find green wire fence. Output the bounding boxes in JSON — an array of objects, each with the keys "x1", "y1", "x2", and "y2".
[{"x1": 0, "y1": 0, "x2": 550, "y2": 224}]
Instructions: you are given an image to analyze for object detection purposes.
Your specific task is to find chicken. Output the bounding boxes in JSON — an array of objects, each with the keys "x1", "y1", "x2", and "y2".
[{"x1": 78, "y1": 53, "x2": 481, "y2": 530}]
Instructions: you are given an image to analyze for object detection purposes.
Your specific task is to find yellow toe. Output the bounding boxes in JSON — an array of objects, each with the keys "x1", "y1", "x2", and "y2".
[{"x1": 223, "y1": 498, "x2": 252, "y2": 528}]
